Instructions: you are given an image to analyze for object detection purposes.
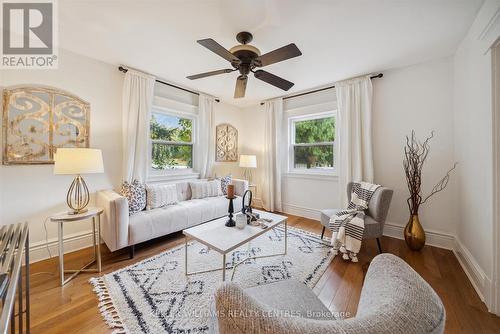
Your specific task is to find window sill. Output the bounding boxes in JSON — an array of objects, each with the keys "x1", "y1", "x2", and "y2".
[
  {"x1": 284, "y1": 172, "x2": 338, "y2": 181},
  {"x1": 147, "y1": 171, "x2": 200, "y2": 183}
]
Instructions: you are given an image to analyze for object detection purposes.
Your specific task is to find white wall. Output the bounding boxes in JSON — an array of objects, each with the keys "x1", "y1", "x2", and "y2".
[
  {"x1": 0, "y1": 49, "x2": 123, "y2": 261},
  {"x1": 452, "y1": 0, "x2": 500, "y2": 310},
  {"x1": 231, "y1": 58, "x2": 458, "y2": 236},
  {"x1": 373, "y1": 57, "x2": 457, "y2": 236},
  {"x1": 213, "y1": 103, "x2": 266, "y2": 206}
]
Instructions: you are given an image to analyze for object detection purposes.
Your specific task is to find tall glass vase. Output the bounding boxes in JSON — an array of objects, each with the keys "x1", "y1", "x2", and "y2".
[{"x1": 404, "y1": 214, "x2": 426, "y2": 251}]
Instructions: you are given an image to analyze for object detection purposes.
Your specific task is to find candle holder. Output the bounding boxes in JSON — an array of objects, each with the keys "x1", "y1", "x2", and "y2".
[{"x1": 225, "y1": 196, "x2": 236, "y2": 227}]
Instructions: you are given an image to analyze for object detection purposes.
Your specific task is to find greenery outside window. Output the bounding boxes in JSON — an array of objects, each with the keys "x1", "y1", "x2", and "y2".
[
  {"x1": 150, "y1": 110, "x2": 194, "y2": 171},
  {"x1": 289, "y1": 112, "x2": 336, "y2": 174}
]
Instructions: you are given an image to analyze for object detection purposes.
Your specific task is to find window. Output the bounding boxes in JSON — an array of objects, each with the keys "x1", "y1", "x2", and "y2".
[
  {"x1": 150, "y1": 110, "x2": 194, "y2": 171},
  {"x1": 289, "y1": 112, "x2": 336, "y2": 173}
]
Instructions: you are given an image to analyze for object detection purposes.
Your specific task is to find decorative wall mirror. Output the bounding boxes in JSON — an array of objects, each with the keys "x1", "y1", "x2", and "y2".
[
  {"x1": 216, "y1": 123, "x2": 238, "y2": 162},
  {"x1": 2, "y1": 86, "x2": 90, "y2": 165}
]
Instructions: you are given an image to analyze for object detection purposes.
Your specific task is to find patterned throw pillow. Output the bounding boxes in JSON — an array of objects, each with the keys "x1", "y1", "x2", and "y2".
[
  {"x1": 189, "y1": 180, "x2": 223, "y2": 199},
  {"x1": 120, "y1": 180, "x2": 146, "y2": 215},
  {"x1": 145, "y1": 184, "x2": 178, "y2": 210},
  {"x1": 217, "y1": 174, "x2": 232, "y2": 195}
]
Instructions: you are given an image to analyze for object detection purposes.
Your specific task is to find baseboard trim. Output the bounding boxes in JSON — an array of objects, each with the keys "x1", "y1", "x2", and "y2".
[
  {"x1": 453, "y1": 238, "x2": 492, "y2": 307},
  {"x1": 29, "y1": 229, "x2": 95, "y2": 264},
  {"x1": 383, "y1": 222, "x2": 455, "y2": 250},
  {"x1": 281, "y1": 204, "x2": 454, "y2": 250},
  {"x1": 282, "y1": 203, "x2": 321, "y2": 220}
]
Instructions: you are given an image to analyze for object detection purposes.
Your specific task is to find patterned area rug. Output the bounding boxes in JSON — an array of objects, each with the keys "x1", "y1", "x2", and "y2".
[{"x1": 90, "y1": 226, "x2": 333, "y2": 334}]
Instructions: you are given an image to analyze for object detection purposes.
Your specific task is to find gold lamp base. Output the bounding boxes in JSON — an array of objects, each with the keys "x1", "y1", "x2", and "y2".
[
  {"x1": 67, "y1": 208, "x2": 88, "y2": 215},
  {"x1": 66, "y1": 175, "x2": 90, "y2": 215}
]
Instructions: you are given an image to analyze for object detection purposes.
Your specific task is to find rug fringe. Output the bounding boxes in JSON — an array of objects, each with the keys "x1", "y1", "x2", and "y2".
[{"x1": 89, "y1": 277, "x2": 129, "y2": 334}]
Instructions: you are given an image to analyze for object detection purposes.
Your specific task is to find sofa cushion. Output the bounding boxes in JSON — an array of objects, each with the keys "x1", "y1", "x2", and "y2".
[
  {"x1": 217, "y1": 174, "x2": 232, "y2": 195},
  {"x1": 189, "y1": 180, "x2": 223, "y2": 199},
  {"x1": 128, "y1": 196, "x2": 242, "y2": 245},
  {"x1": 120, "y1": 180, "x2": 146, "y2": 215},
  {"x1": 146, "y1": 183, "x2": 178, "y2": 210},
  {"x1": 175, "y1": 181, "x2": 192, "y2": 202}
]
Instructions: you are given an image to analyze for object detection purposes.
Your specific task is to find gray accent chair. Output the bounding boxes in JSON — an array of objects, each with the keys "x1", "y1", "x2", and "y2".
[
  {"x1": 320, "y1": 182, "x2": 393, "y2": 253},
  {"x1": 214, "y1": 254, "x2": 445, "y2": 334}
]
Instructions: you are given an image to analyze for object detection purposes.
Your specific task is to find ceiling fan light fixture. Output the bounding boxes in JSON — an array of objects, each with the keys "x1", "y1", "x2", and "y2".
[
  {"x1": 229, "y1": 44, "x2": 261, "y2": 56},
  {"x1": 187, "y1": 32, "x2": 302, "y2": 98}
]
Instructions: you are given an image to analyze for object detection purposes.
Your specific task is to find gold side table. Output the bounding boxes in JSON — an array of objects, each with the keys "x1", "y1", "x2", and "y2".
[{"x1": 50, "y1": 207, "x2": 104, "y2": 286}]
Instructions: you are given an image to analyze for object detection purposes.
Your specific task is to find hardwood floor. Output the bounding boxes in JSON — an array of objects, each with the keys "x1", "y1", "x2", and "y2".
[{"x1": 24, "y1": 214, "x2": 500, "y2": 333}]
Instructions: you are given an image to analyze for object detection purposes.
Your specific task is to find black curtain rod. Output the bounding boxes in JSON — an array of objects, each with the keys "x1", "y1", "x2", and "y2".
[
  {"x1": 118, "y1": 66, "x2": 220, "y2": 103},
  {"x1": 260, "y1": 73, "x2": 383, "y2": 105}
]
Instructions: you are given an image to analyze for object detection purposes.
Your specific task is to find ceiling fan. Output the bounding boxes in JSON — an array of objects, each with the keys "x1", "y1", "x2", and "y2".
[{"x1": 187, "y1": 31, "x2": 302, "y2": 98}]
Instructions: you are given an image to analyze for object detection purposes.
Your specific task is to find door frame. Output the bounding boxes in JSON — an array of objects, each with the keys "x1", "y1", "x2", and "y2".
[{"x1": 493, "y1": 42, "x2": 500, "y2": 316}]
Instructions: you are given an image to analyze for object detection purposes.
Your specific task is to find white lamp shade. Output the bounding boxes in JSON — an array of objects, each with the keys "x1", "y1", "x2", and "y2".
[
  {"x1": 239, "y1": 155, "x2": 257, "y2": 168},
  {"x1": 54, "y1": 148, "x2": 104, "y2": 175}
]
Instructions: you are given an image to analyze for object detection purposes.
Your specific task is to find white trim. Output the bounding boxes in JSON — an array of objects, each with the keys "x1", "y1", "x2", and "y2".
[
  {"x1": 147, "y1": 172, "x2": 200, "y2": 183},
  {"x1": 492, "y1": 44, "x2": 500, "y2": 315},
  {"x1": 284, "y1": 172, "x2": 339, "y2": 181},
  {"x1": 287, "y1": 111, "x2": 338, "y2": 176},
  {"x1": 280, "y1": 206, "x2": 456, "y2": 250},
  {"x1": 382, "y1": 222, "x2": 455, "y2": 250},
  {"x1": 478, "y1": 6, "x2": 500, "y2": 42},
  {"x1": 28, "y1": 229, "x2": 95, "y2": 264},
  {"x1": 476, "y1": 0, "x2": 500, "y2": 54},
  {"x1": 453, "y1": 237, "x2": 492, "y2": 306},
  {"x1": 149, "y1": 107, "x2": 197, "y2": 175},
  {"x1": 281, "y1": 203, "x2": 322, "y2": 220}
]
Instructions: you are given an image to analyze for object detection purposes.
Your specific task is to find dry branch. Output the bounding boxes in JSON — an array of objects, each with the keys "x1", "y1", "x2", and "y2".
[{"x1": 403, "y1": 131, "x2": 456, "y2": 215}]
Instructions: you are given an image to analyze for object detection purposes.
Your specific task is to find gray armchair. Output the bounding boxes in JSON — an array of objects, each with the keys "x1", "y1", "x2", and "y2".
[
  {"x1": 214, "y1": 254, "x2": 445, "y2": 334},
  {"x1": 320, "y1": 182, "x2": 393, "y2": 253}
]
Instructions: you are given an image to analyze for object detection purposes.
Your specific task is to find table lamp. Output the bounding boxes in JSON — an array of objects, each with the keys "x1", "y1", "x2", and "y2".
[
  {"x1": 239, "y1": 154, "x2": 257, "y2": 183},
  {"x1": 54, "y1": 148, "x2": 104, "y2": 215}
]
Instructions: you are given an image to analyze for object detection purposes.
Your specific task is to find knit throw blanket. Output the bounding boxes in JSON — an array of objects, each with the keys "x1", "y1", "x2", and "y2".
[{"x1": 329, "y1": 182, "x2": 380, "y2": 262}]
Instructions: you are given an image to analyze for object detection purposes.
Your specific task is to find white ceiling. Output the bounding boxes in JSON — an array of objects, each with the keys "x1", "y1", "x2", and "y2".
[{"x1": 59, "y1": 0, "x2": 484, "y2": 107}]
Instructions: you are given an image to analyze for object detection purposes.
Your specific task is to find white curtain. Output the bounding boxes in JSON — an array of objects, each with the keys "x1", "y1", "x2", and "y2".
[
  {"x1": 122, "y1": 69, "x2": 155, "y2": 183},
  {"x1": 336, "y1": 75, "x2": 374, "y2": 207},
  {"x1": 262, "y1": 98, "x2": 283, "y2": 212},
  {"x1": 195, "y1": 94, "x2": 216, "y2": 179}
]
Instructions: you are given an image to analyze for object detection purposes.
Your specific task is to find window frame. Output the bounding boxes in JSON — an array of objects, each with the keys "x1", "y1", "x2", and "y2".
[
  {"x1": 288, "y1": 111, "x2": 338, "y2": 176},
  {"x1": 148, "y1": 106, "x2": 197, "y2": 178}
]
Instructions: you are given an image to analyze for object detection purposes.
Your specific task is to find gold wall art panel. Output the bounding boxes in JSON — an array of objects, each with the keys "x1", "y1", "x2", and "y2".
[
  {"x1": 2, "y1": 86, "x2": 90, "y2": 165},
  {"x1": 216, "y1": 123, "x2": 238, "y2": 162}
]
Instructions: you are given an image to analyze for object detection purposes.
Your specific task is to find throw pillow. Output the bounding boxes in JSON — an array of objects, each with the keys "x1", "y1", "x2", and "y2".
[
  {"x1": 189, "y1": 180, "x2": 223, "y2": 199},
  {"x1": 217, "y1": 174, "x2": 232, "y2": 196},
  {"x1": 145, "y1": 184, "x2": 178, "y2": 210},
  {"x1": 120, "y1": 180, "x2": 146, "y2": 215}
]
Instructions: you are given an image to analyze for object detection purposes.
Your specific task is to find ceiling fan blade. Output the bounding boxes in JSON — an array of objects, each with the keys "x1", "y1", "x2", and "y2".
[
  {"x1": 234, "y1": 75, "x2": 248, "y2": 98},
  {"x1": 254, "y1": 43, "x2": 302, "y2": 67},
  {"x1": 197, "y1": 38, "x2": 241, "y2": 64},
  {"x1": 254, "y1": 70, "x2": 294, "y2": 91},
  {"x1": 187, "y1": 69, "x2": 234, "y2": 80}
]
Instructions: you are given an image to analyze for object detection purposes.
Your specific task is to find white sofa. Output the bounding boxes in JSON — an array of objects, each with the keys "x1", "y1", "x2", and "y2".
[{"x1": 96, "y1": 179, "x2": 248, "y2": 256}]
